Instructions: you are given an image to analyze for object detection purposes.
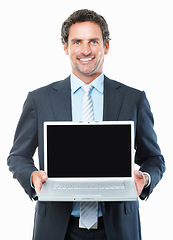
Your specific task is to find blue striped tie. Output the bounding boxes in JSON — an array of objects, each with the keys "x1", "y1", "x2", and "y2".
[
  {"x1": 82, "y1": 85, "x2": 94, "y2": 122},
  {"x1": 80, "y1": 201, "x2": 98, "y2": 229},
  {"x1": 80, "y1": 84, "x2": 98, "y2": 229}
]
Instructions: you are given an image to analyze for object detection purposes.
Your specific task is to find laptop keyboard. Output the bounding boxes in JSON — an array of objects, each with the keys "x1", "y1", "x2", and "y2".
[{"x1": 53, "y1": 182, "x2": 125, "y2": 190}]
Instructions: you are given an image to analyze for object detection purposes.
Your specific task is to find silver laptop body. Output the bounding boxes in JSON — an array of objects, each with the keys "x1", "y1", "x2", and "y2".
[{"x1": 39, "y1": 121, "x2": 138, "y2": 202}]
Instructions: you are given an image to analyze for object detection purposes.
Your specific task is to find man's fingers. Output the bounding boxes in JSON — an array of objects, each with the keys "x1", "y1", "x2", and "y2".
[
  {"x1": 38, "y1": 170, "x2": 48, "y2": 182},
  {"x1": 32, "y1": 171, "x2": 48, "y2": 196},
  {"x1": 134, "y1": 170, "x2": 144, "y2": 179},
  {"x1": 34, "y1": 176, "x2": 43, "y2": 196},
  {"x1": 32, "y1": 170, "x2": 48, "y2": 183},
  {"x1": 134, "y1": 170, "x2": 145, "y2": 196}
]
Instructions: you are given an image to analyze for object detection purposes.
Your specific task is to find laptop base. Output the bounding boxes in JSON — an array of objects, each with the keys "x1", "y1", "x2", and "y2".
[{"x1": 39, "y1": 180, "x2": 138, "y2": 202}]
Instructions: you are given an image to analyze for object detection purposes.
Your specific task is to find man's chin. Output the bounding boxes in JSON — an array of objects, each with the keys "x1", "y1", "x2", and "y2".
[{"x1": 77, "y1": 67, "x2": 98, "y2": 77}]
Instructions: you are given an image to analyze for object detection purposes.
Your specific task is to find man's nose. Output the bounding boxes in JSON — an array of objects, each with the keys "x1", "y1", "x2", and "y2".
[{"x1": 81, "y1": 43, "x2": 92, "y2": 56}]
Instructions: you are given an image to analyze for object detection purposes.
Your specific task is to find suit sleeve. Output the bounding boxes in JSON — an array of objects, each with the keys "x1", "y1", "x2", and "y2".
[
  {"x1": 135, "y1": 92, "x2": 166, "y2": 200},
  {"x1": 7, "y1": 93, "x2": 38, "y2": 200}
]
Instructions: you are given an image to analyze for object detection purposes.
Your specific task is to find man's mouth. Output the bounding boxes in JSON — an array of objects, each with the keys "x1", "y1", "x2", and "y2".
[{"x1": 78, "y1": 56, "x2": 95, "y2": 62}]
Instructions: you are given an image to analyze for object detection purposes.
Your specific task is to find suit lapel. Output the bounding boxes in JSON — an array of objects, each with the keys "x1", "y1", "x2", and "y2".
[
  {"x1": 49, "y1": 76, "x2": 72, "y2": 121},
  {"x1": 103, "y1": 76, "x2": 124, "y2": 121}
]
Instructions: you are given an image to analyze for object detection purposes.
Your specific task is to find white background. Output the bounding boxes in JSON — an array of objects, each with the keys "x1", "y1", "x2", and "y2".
[{"x1": 0, "y1": 0, "x2": 172, "y2": 239}]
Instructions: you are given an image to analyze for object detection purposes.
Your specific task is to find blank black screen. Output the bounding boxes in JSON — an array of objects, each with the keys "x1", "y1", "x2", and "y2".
[{"x1": 46, "y1": 124, "x2": 132, "y2": 178}]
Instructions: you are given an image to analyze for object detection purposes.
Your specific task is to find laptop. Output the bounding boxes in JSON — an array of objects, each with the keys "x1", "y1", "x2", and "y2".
[{"x1": 39, "y1": 121, "x2": 138, "y2": 202}]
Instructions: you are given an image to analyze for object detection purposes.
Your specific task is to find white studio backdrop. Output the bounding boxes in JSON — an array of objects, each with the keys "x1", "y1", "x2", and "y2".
[{"x1": 0, "y1": 0, "x2": 172, "y2": 239}]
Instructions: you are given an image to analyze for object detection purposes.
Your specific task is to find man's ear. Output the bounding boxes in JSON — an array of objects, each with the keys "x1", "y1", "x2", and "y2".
[
  {"x1": 64, "y1": 43, "x2": 69, "y2": 55},
  {"x1": 104, "y1": 41, "x2": 109, "y2": 55}
]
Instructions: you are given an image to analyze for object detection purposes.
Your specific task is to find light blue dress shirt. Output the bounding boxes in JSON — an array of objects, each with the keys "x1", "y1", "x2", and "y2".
[
  {"x1": 71, "y1": 73, "x2": 104, "y2": 122},
  {"x1": 70, "y1": 72, "x2": 104, "y2": 217}
]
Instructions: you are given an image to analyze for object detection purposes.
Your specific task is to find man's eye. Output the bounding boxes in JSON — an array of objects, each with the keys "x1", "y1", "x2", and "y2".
[
  {"x1": 75, "y1": 41, "x2": 80, "y2": 45},
  {"x1": 91, "y1": 41, "x2": 97, "y2": 44}
]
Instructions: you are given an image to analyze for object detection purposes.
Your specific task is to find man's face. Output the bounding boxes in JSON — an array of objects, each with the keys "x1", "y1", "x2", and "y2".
[{"x1": 64, "y1": 21, "x2": 109, "y2": 82}]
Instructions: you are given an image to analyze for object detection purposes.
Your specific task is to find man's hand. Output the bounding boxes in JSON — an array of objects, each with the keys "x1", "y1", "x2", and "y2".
[
  {"x1": 31, "y1": 170, "x2": 48, "y2": 196},
  {"x1": 134, "y1": 170, "x2": 149, "y2": 196}
]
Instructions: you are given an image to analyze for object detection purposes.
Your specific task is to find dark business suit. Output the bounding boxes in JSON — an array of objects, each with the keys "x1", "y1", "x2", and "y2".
[{"x1": 7, "y1": 76, "x2": 165, "y2": 240}]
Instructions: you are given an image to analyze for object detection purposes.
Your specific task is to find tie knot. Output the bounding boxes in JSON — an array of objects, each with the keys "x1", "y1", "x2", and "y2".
[{"x1": 82, "y1": 84, "x2": 93, "y2": 94}]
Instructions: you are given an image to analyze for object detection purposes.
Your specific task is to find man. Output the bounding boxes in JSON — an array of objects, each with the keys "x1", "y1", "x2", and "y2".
[{"x1": 7, "y1": 9, "x2": 165, "y2": 240}]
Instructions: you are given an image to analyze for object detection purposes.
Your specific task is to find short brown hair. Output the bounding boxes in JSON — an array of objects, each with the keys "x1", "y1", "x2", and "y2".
[{"x1": 61, "y1": 9, "x2": 111, "y2": 45}]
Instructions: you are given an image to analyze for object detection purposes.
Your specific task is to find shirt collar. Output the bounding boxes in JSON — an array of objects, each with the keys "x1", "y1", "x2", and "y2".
[{"x1": 70, "y1": 73, "x2": 104, "y2": 94}]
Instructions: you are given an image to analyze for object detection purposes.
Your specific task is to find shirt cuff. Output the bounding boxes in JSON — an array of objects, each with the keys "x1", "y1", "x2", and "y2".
[
  {"x1": 143, "y1": 172, "x2": 151, "y2": 188},
  {"x1": 30, "y1": 173, "x2": 35, "y2": 189}
]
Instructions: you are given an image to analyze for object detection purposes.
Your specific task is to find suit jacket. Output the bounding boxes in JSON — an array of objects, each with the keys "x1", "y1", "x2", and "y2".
[{"x1": 7, "y1": 76, "x2": 165, "y2": 240}]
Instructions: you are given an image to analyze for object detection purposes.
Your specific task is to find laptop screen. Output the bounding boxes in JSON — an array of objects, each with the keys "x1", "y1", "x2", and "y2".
[{"x1": 46, "y1": 123, "x2": 132, "y2": 178}]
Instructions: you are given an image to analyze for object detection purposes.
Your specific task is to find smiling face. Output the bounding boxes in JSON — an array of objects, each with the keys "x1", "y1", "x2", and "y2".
[{"x1": 64, "y1": 21, "x2": 109, "y2": 83}]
